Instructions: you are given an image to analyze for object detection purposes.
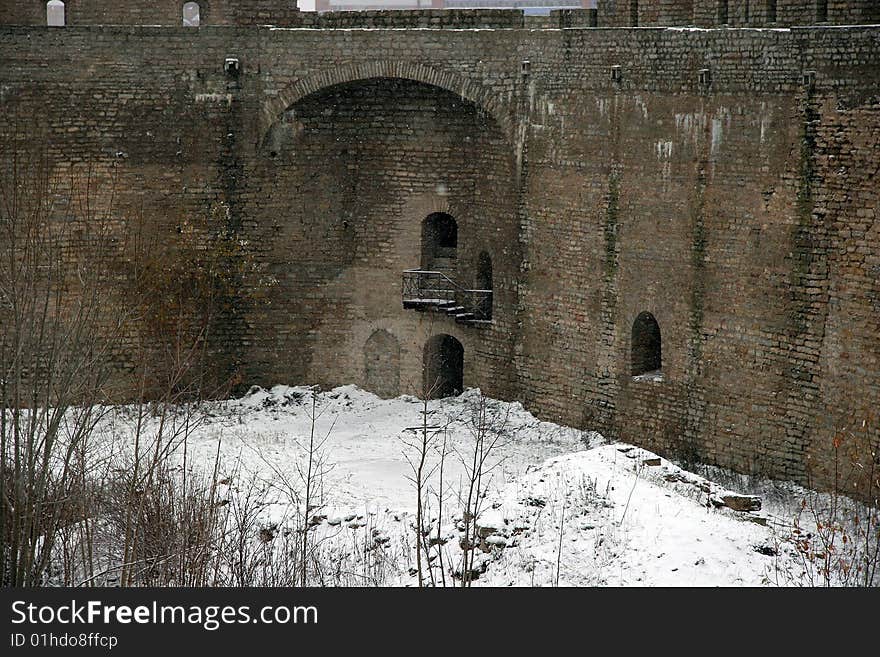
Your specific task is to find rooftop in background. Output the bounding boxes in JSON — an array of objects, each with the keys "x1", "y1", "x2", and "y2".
[{"x1": 314, "y1": 0, "x2": 595, "y2": 11}]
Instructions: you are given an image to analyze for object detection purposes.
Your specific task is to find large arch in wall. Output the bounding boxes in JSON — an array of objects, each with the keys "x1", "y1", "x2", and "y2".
[
  {"x1": 259, "y1": 60, "x2": 513, "y2": 147},
  {"x1": 249, "y1": 68, "x2": 518, "y2": 398}
]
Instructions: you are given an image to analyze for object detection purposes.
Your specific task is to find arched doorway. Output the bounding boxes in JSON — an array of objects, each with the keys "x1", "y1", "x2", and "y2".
[
  {"x1": 631, "y1": 311, "x2": 662, "y2": 376},
  {"x1": 364, "y1": 329, "x2": 400, "y2": 398},
  {"x1": 421, "y1": 212, "x2": 458, "y2": 272},
  {"x1": 423, "y1": 334, "x2": 464, "y2": 399},
  {"x1": 475, "y1": 251, "x2": 493, "y2": 320}
]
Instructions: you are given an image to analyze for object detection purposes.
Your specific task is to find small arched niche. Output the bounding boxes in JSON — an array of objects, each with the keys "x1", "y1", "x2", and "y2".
[
  {"x1": 631, "y1": 311, "x2": 662, "y2": 379},
  {"x1": 421, "y1": 212, "x2": 458, "y2": 272},
  {"x1": 423, "y1": 334, "x2": 464, "y2": 399},
  {"x1": 183, "y1": 2, "x2": 201, "y2": 27},
  {"x1": 475, "y1": 251, "x2": 493, "y2": 320},
  {"x1": 718, "y1": 0, "x2": 729, "y2": 25},
  {"x1": 364, "y1": 329, "x2": 400, "y2": 399},
  {"x1": 46, "y1": 1, "x2": 65, "y2": 27}
]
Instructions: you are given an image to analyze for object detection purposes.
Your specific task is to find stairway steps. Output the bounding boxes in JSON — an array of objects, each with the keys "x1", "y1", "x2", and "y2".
[{"x1": 402, "y1": 270, "x2": 492, "y2": 328}]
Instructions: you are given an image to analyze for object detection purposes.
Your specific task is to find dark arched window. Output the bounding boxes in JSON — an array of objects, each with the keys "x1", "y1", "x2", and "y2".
[
  {"x1": 766, "y1": 0, "x2": 777, "y2": 23},
  {"x1": 630, "y1": 0, "x2": 638, "y2": 27},
  {"x1": 47, "y1": 1, "x2": 65, "y2": 27},
  {"x1": 423, "y1": 334, "x2": 464, "y2": 399},
  {"x1": 631, "y1": 311, "x2": 661, "y2": 377},
  {"x1": 816, "y1": 0, "x2": 828, "y2": 22},
  {"x1": 421, "y1": 212, "x2": 458, "y2": 271},
  {"x1": 475, "y1": 251, "x2": 493, "y2": 320},
  {"x1": 183, "y1": 2, "x2": 201, "y2": 27}
]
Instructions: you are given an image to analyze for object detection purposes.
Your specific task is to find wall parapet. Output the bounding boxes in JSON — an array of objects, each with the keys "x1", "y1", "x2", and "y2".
[
  {"x1": 597, "y1": 0, "x2": 880, "y2": 28},
  {"x1": 2, "y1": 2, "x2": 878, "y2": 29}
]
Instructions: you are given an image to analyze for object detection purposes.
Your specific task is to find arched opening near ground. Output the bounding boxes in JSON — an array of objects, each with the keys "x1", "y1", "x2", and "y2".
[
  {"x1": 475, "y1": 251, "x2": 493, "y2": 320},
  {"x1": 46, "y1": 1, "x2": 64, "y2": 26},
  {"x1": 423, "y1": 334, "x2": 464, "y2": 399},
  {"x1": 421, "y1": 212, "x2": 458, "y2": 272},
  {"x1": 631, "y1": 311, "x2": 661, "y2": 377},
  {"x1": 364, "y1": 329, "x2": 400, "y2": 399}
]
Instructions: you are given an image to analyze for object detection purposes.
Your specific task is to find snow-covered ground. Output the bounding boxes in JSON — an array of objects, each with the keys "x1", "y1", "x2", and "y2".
[{"x1": 96, "y1": 385, "x2": 860, "y2": 586}]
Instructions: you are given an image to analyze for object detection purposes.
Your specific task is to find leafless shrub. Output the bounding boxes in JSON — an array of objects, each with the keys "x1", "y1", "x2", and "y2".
[
  {"x1": 0, "y1": 128, "x2": 272, "y2": 587},
  {"x1": 0, "y1": 133, "x2": 137, "y2": 586},
  {"x1": 401, "y1": 374, "x2": 448, "y2": 587},
  {"x1": 455, "y1": 391, "x2": 511, "y2": 586},
  {"x1": 781, "y1": 422, "x2": 880, "y2": 587}
]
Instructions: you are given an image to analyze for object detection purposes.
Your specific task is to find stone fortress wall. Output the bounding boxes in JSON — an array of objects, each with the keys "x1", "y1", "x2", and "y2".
[{"x1": 1, "y1": 1, "x2": 878, "y2": 495}]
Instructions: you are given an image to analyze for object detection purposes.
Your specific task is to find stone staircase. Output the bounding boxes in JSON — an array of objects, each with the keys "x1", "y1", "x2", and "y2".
[{"x1": 402, "y1": 269, "x2": 492, "y2": 326}]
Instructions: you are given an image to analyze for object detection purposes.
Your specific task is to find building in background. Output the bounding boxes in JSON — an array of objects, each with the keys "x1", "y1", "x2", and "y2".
[
  {"x1": 443, "y1": 0, "x2": 594, "y2": 14},
  {"x1": 315, "y1": 0, "x2": 440, "y2": 10},
  {"x1": 314, "y1": 0, "x2": 595, "y2": 14}
]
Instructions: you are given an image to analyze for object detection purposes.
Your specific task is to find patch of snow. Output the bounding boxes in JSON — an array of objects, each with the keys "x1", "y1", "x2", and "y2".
[{"x1": 90, "y1": 384, "x2": 841, "y2": 586}]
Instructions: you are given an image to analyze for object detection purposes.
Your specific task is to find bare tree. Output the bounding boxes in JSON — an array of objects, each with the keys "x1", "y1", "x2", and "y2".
[
  {"x1": 0, "y1": 135, "x2": 136, "y2": 585},
  {"x1": 401, "y1": 374, "x2": 445, "y2": 587},
  {"x1": 455, "y1": 391, "x2": 511, "y2": 586},
  {"x1": 297, "y1": 388, "x2": 335, "y2": 586},
  {"x1": 0, "y1": 123, "x2": 272, "y2": 586}
]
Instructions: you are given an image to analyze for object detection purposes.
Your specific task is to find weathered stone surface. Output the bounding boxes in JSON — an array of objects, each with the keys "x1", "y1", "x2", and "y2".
[
  {"x1": 0, "y1": 5, "x2": 878, "y2": 502},
  {"x1": 2, "y1": 3, "x2": 877, "y2": 29}
]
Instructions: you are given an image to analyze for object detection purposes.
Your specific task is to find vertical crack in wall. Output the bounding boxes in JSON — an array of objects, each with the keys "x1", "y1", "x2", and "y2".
[
  {"x1": 513, "y1": 63, "x2": 533, "y2": 403},
  {"x1": 594, "y1": 94, "x2": 623, "y2": 436},
  {"x1": 689, "y1": 121, "x2": 709, "y2": 372},
  {"x1": 779, "y1": 84, "x2": 831, "y2": 481},
  {"x1": 212, "y1": 73, "x2": 248, "y2": 393},
  {"x1": 678, "y1": 101, "x2": 712, "y2": 466}
]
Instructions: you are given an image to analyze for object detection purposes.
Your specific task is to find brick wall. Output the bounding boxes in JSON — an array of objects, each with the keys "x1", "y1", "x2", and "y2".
[
  {"x1": 1, "y1": 21, "x2": 878, "y2": 496},
  {"x1": 0, "y1": 1, "x2": 302, "y2": 27},
  {"x1": 598, "y1": 0, "x2": 696, "y2": 27},
  {"x1": 3, "y1": 2, "x2": 879, "y2": 27},
  {"x1": 596, "y1": 1, "x2": 880, "y2": 26}
]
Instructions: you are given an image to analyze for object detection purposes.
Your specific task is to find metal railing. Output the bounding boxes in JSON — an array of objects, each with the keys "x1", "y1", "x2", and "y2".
[{"x1": 402, "y1": 269, "x2": 493, "y2": 321}]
